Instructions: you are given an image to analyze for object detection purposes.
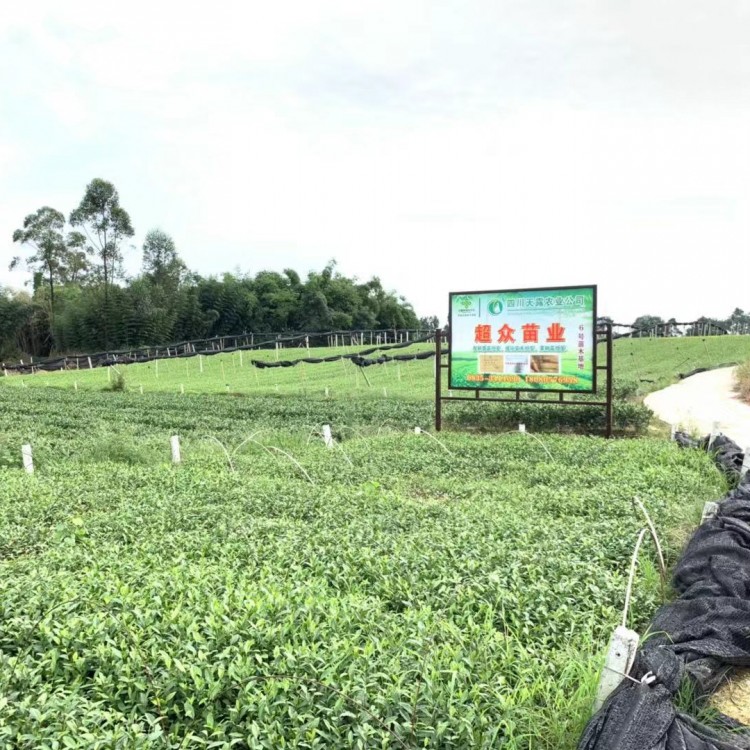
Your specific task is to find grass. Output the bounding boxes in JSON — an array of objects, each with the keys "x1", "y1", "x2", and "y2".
[
  {"x1": 735, "y1": 360, "x2": 750, "y2": 404},
  {"x1": 613, "y1": 335, "x2": 750, "y2": 395},
  {"x1": 0, "y1": 385, "x2": 728, "y2": 748},
  {"x1": 4, "y1": 336, "x2": 749, "y2": 401}
]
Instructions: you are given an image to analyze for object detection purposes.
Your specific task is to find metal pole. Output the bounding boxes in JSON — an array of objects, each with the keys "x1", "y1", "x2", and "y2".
[
  {"x1": 435, "y1": 329, "x2": 442, "y2": 432},
  {"x1": 606, "y1": 323, "x2": 614, "y2": 438}
]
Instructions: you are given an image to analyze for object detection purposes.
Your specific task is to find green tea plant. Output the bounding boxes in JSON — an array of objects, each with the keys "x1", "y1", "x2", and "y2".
[{"x1": 0, "y1": 387, "x2": 726, "y2": 748}]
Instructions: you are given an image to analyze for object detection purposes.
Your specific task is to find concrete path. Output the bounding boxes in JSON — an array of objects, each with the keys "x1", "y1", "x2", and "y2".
[{"x1": 644, "y1": 366, "x2": 750, "y2": 450}]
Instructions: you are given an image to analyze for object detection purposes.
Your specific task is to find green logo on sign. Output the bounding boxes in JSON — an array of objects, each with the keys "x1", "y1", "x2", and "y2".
[
  {"x1": 488, "y1": 298, "x2": 504, "y2": 315},
  {"x1": 456, "y1": 295, "x2": 474, "y2": 310}
]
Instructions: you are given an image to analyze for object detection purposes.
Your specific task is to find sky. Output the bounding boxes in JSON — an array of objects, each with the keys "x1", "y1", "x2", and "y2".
[{"x1": 1, "y1": 0, "x2": 749, "y2": 324}]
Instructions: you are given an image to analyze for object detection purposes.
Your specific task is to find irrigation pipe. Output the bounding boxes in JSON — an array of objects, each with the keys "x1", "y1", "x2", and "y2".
[
  {"x1": 622, "y1": 528, "x2": 649, "y2": 629},
  {"x1": 632, "y1": 496, "x2": 667, "y2": 596},
  {"x1": 414, "y1": 427, "x2": 454, "y2": 457},
  {"x1": 201, "y1": 435, "x2": 236, "y2": 472},
  {"x1": 265, "y1": 445, "x2": 316, "y2": 485}
]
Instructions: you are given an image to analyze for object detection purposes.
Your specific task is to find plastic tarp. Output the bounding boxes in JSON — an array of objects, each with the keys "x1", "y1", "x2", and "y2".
[{"x1": 578, "y1": 435, "x2": 750, "y2": 750}]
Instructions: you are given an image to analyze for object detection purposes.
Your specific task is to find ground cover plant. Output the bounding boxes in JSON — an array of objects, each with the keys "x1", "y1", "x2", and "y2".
[
  {"x1": 735, "y1": 360, "x2": 750, "y2": 404},
  {"x1": 612, "y1": 335, "x2": 750, "y2": 396},
  {"x1": 5, "y1": 336, "x2": 748, "y2": 403},
  {"x1": 0, "y1": 385, "x2": 727, "y2": 749}
]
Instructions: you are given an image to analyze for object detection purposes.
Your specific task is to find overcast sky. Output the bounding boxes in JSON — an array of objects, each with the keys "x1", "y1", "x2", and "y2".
[{"x1": 1, "y1": 1, "x2": 748, "y2": 323}]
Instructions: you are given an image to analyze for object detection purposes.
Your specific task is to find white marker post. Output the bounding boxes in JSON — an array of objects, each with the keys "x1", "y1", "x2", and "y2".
[
  {"x1": 239, "y1": 350, "x2": 243, "y2": 368},
  {"x1": 594, "y1": 626, "x2": 640, "y2": 712},
  {"x1": 170, "y1": 435, "x2": 181, "y2": 464},
  {"x1": 180, "y1": 384, "x2": 185, "y2": 395},
  {"x1": 74, "y1": 381, "x2": 78, "y2": 391},
  {"x1": 140, "y1": 385, "x2": 144, "y2": 395},
  {"x1": 325, "y1": 387, "x2": 329, "y2": 397},
  {"x1": 87, "y1": 356, "x2": 93, "y2": 369},
  {"x1": 741, "y1": 448, "x2": 750, "y2": 478},
  {"x1": 670, "y1": 424, "x2": 676, "y2": 441},
  {"x1": 707, "y1": 421, "x2": 720, "y2": 451},
  {"x1": 199, "y1": 355, "x2": 204, "y2": 373},
  {"x1": 518, "y1": 423, "x2": 526, "y2": 433},
  {"x1": 322, "y1": 424, "x2": 334, "y2": 449},
  {"x1": 701, "y1": 501, "x2": 719, "y2": 524},
  {"x1": 155, "y1": 359, "x2": 159, "y2": 379},
  {"x1": 22, "y1": 444, "x2": 34, "y2": 474}
]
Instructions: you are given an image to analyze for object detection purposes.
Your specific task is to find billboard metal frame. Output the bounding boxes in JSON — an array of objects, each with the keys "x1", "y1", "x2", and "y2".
[{"x1": 435, "y1": 322, "x2": 614, "y2": 437}]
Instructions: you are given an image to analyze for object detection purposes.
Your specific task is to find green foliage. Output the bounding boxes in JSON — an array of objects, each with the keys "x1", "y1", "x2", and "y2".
[
  {"x1": 102, "y1": 368, "x2": 126, "y2": 392},
  {"x1": 613, "y1": 335, "x2": 750, "y2": 395},
  {"x1": 735, "y1": 360, "x2": 750, "y2": 404},
  {"x1": 0, "y1": 385, "x2": 726, "y2": 748}
]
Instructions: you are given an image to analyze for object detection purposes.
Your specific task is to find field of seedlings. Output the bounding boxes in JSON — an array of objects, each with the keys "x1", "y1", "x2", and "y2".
[
  {"x1": 0, "y1": 383, "x2": 727, "y2": 749},
  {"x1": 5, "y1": 336, "x2": 749, "y2": 402}
]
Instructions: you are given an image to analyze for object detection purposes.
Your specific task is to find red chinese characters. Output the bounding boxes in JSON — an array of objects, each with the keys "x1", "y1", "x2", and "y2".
[
  {"x1": 474, "y1": 324, "x2": 492, "y2": 344},
  {"x1": 497, "y1": 324, "x2": 515, "y2": 343},
  {"x1": 522, "y1": 323, "x2": 539, "y2": 343},
  {"x1": 546, "y1": 323, "x2": 566, "y2": 343}
]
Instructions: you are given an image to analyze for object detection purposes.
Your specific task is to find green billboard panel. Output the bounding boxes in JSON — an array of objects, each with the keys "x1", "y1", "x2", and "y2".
[{"x1": 448, "y1": 286, "x2": 597, "y2": 392}]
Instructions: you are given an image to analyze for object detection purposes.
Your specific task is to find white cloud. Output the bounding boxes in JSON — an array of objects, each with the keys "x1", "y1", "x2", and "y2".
[{"x1": 1, "y1": 0, "x2": 749, "y2": 323}]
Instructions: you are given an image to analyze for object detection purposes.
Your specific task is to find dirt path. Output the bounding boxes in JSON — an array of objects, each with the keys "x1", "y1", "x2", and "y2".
[{"x1": 644, "y1": 366, "x2": 750, "y2": 449}]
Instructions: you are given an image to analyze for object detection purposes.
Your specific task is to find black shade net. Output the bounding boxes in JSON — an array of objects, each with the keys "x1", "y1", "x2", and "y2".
[{"x1": 578, "y1": 434, "x2": 750, "y2": 750}]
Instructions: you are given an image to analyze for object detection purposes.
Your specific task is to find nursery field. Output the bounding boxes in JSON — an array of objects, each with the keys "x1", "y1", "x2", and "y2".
[
  {"x1": 0, "y1": 386, "x2": 727, "y2": 749},
  {"x1": 613, "y1": 334, "x2": 750, "y2": 394},
  {"x1": 4, "y1": 335, "x2": 749, "y2": 402}
]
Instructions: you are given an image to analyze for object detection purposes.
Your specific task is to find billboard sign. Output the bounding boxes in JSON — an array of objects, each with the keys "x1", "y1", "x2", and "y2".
[{"x1": 448, "y1": 285, "x2": 597, "y2": 392}]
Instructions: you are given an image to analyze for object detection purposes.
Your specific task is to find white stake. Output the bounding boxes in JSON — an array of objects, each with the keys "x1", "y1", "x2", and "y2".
[
  {"x1": 170, "y1": 435, "x2": 181, "y2": 464},
  {"x1": 594, "y1": 626, "x2": 640, "y2": 712},
  {"x1": 701, "y1": 501, "x2": 719, "y2": 523},
  {"x1": 670, "y1": 424, "x2": 676, "y2": 441},
  {"x1": 239, "y1": 350, "x2": 243, "y2": 367},
  {"x1": 87, "y1": 356, "x2": 93, "y2": 369},
  {"x1": 140, "y1": 385, "x2": 144, "y2": 395},
  {"x1": 707, "y1": 421, "x2": 720, "y2": 450},
  {"x1": 322, "y1": 424, "x2": 334, "y2": 449},
  {"x1": 180, "y1": 383, "x2": 185, "y2": 394},
  {"x1": 518, "y1": 423, "x2": 526, "y2": 433},
  {"x1": 199, "y1": 355, "x2": 204, "y2": 373},
  {"x1": 742, "y1": 448, "x2": 750, "y2": 477},
  {"x1": 22, "y1": 444, "x2": 33, "y2": 474},
  {"x1": 74, "y1": 381, "x2": 78, "y2": 391},
  {"x1": 325, "y1": 387, "x2": 329, "y2": 397},
  {"x1": 3, "y1": 368, "x2": 7, "y2": 377},
  {"x1": 383, "y1": 387, "x2": 388, "y2": 397},
  {"x1": 155, "y1": 359, "x2": 159, "y2": 379}
]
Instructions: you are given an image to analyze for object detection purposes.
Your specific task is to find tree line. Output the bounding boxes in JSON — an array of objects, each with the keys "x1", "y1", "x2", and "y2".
[{"x1": 2, "y1": 179, "x2": 426, "y2": 359}]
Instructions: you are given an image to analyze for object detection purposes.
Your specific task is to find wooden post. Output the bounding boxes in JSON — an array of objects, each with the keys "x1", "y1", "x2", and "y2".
[
  {"x1": 435, "y1": 328, "x2": 442, "y2": 432},
  {"x1": 605, "y1": 323, "x2": 614, "y2": 438}
]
